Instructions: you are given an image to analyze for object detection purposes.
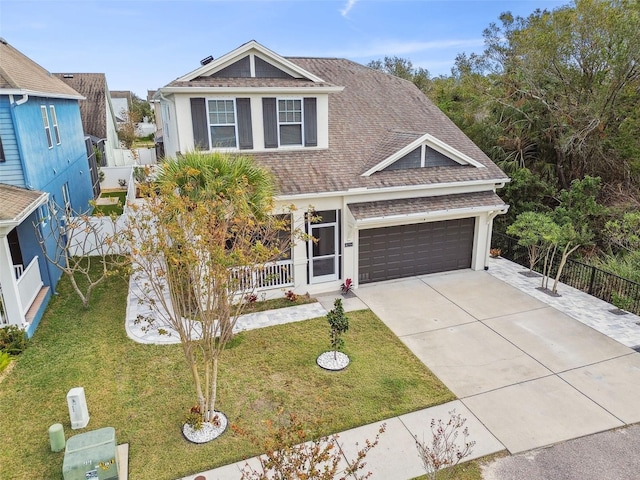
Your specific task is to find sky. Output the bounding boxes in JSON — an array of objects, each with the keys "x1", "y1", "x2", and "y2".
[{"x1": 0, "y1": 0, "x2": 569, "y2": 99}]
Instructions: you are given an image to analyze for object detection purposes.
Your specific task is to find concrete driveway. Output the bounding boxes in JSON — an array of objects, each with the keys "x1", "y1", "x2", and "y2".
[{"x1": 356, "y1": 270, "x2": 640, "y2": 454}]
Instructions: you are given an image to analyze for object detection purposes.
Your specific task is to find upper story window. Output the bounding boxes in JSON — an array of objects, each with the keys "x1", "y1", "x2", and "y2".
[
  {"x1": 50, "y1": 106, "x2": 61, "y2": 145},
  {"x1": 0, "y1": 135, "x2": 5, "y2": 163},
  {"x1": 278, "y1": 99, "x2": 303, "y2": 146},
  {"x1": 207, "y1": 99, "x2": 237, "y2": 148},
  {"x1": 41, "y1": 106, "x2": 53, "y2": 149}
]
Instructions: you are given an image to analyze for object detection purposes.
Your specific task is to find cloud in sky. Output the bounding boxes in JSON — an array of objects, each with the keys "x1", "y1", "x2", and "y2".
[
  {"x1": 303, "y1": 38, "x2": 484, "y2": 60},
  {"x1": 340, "y1": 0, "x2": 357, "y2": 17}
]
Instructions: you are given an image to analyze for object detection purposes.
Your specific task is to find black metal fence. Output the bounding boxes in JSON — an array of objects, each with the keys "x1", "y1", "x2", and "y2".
[{"x1": 492, "y1": 232, "x2": 640, "y2": 316}]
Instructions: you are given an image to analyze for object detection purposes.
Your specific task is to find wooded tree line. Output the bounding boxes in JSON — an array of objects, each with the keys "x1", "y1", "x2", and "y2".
[{"x1": 369, "y1": 0, "x2": 640, "y2": 281}]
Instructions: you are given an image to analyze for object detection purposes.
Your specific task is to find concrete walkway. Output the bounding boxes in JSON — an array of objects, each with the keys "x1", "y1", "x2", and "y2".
[
  {"x1": 125, "y1": 258, "x2": 640, "y2": 480},
  {"x1": 356, "y1": 262, "x2": 640, "y2": 457}
]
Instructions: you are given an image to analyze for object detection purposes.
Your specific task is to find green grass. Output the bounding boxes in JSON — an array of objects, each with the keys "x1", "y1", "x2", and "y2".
[
  {"x1": 93, "y1": 191, "x2": 127, "y2": 216},
  {"x1": 0, "y1": 272, "x2": 454, "y2": 480}
]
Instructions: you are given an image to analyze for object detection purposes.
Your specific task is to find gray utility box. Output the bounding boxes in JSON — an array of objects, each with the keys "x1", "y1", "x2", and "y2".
[{"x1": 62, "y1": 427, "x2": 118, "y2": 480}]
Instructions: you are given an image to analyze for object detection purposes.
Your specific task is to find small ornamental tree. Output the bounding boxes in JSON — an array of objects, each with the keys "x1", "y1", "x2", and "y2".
[
  {"x1": 414, "y1": 409, "x2": 476, "y2": 480},
  {"x1": 327, "y1": 298, "x2": 349, "y2": 360},
  {"x1": 506, "y1": 211, "x2": 556, "y2": 272},
  {"x1": 234, "y1": 411, "x2": 385, "y2": 480},
  {"x1": 121, "y1": 152, "x2": 292, "y2": 422}
]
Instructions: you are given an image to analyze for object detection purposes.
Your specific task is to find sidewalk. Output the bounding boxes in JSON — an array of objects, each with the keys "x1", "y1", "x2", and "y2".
[{"x1": 178, "y1": 399, "x2": 505, "y2": 480}]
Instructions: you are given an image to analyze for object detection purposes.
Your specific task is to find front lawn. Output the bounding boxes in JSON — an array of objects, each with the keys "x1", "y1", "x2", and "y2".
[{"x1": 0, "y1": 272, "x2": 454, "y2": 479}]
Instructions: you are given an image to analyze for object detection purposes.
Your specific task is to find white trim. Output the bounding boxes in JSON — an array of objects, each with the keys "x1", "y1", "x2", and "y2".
[
  {"x1": 1, "y1": 88, "x2": 84, "y2": 100},
  {"x1": 160, "y1": 86, "x2": 344, "y2": 95},
  {"x1": 277, "y1": 97, "x2": 304, "y2": 147},
  {"x1": 276, "y1": 179, "x2": 510, "y2": 202},
  {"x1": 41, "y1": 105, "x2": 53, "y2": 149},
  {"x1": 353, "y1": 204, "x2": 509, "y2": 229},
  {"x1": 206, "y1": 97, "x2": 239, "y2": 149},
  {"x1": 176, "y1": 40, "x2": 326, "y2": 83},
  {"x1": 362, "y1": 133, "x2": 486, "y2": 177},
  {"x1": 49, "y1": 105, "x2": 61, "y2": 145}
]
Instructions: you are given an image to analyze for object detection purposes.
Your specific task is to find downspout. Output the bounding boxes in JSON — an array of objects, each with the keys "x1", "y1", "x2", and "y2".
[{"x1": 9, "y1": 93, "x2": 29, "y2": 106}]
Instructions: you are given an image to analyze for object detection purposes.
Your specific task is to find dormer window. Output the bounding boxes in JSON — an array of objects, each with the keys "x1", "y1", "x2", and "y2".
[
  {"x1": 207, "y1": 99, "x2": 237, "y2": 148},
  {"x1": 278, "y1": 98, "x2": 303, "y2": 146}
]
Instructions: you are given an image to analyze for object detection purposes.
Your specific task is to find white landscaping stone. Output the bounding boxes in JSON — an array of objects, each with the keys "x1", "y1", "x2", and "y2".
[
  {"x1": 183, "y1": 411, "x2": 228, "y2": 444},
  {"x1": 317, "y1": 351, "x2": 349, "y2": 371}
]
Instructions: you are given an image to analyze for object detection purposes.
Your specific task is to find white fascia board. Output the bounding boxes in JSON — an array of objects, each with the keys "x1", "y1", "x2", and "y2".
[
  {"x1": 276, "y1": 178, "x2": 507, "y2": 202},
  {"x1": 354, "y1": 204, "x2": 509, "y2": 228},
  {"x1": 160, "y1": 86, "x2": 344, "y2": 95},
  {"x1": 362, "y1": 133, "x2": 485, "y2": 177},
  {"x1": 177, "y1": 40, "x2": 326, "y2": 83},
  {"x1": 2, "y1": 88, "x2": 85, "y2": 101}
]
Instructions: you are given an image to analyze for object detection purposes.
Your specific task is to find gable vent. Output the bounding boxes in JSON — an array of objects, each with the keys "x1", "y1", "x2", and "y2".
[{"x1": 200, "y1": 55, "x2": 214, "y2": 66}]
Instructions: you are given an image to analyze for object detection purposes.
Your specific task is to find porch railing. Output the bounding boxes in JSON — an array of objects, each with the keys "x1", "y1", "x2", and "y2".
[
  {"x1": 230, "y1": 260, "x2": 294, "y2": 292},
  {"x1": 16, "y1": 256, "x2": 44, "y2": 314}
]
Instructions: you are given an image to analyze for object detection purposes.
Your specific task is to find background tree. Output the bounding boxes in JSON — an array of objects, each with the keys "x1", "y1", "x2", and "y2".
[
  {"x1": 118, "y1": 93, "x2": 154, "y2": 148},
  {"x1": 123, "y1": 152, "x2": 291, "y2": 421},
  {"x1": 367, "y1": 56, "x2": 432, "y2": 92}
]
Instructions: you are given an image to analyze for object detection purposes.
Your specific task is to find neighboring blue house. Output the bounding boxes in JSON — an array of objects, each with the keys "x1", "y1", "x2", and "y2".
[{"x1": 0, "y1": 38, "x2": 97, "y2": 337}]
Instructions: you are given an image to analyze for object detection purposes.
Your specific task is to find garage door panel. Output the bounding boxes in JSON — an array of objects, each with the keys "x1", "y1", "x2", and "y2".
[{"x1": 358, "y1": 218, "x2": 474, "y2": 284}]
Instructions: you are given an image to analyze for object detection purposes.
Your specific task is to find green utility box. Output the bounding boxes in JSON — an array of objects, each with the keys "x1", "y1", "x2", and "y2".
[{"x1": 62, "y1": 427, "x2": 118, "y2": 480}]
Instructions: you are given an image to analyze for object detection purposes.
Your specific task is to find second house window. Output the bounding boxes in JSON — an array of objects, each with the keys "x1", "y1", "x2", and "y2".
[
  {"x1": 207, "y1": 99, "x2": 237, "y2": 148},
  {"x1": 278, "y1": 98, "x2": 302, "y2": 146}
]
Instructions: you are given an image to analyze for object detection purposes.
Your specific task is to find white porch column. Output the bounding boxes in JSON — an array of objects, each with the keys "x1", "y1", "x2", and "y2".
[
  {"x1": 0, "y1": 234, "x2": 25, "y2": 326},
  {"x1": 291, "y1": 208, "x2": 308, "y2": 292}
]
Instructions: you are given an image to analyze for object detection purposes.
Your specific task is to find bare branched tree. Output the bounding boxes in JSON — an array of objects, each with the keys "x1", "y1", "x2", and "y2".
[{"x1": 33, "y1": 200, "x2": 126, "y2": 309}]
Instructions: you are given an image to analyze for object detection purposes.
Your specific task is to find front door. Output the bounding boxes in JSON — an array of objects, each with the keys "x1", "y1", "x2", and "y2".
[{"x1": 309, "y1": 210, "x2": 339, "y2": 283}]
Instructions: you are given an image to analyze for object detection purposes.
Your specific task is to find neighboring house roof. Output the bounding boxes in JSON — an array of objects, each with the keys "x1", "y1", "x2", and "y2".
[
  {"x1": 0, "y1": 183, "x2": 48, "y2": 226},
  {"x1": 110, "y1": 90, "x2": 133, "y2": 103},
  {"x1": 53, "y1": 73, "x2": 111, "y2": 139},
  {"x1": 0, "y1": 38, "x2": 83, "y2": 99}
]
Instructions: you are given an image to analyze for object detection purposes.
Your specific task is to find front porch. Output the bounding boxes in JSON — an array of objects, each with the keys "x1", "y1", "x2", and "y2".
[{"x1": 0, "y1": 184, "x2": 51, "y2": 337}]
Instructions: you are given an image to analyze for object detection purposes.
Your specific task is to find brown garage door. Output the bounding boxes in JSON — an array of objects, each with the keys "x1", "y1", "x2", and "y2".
[{"x1": 358, "y1": 218, "x2": 475, "y2": 284}]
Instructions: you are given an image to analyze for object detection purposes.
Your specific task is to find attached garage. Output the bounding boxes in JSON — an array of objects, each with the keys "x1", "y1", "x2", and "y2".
[{"x1": 358, "y1": 218, "x2": 475, "y2": 284}]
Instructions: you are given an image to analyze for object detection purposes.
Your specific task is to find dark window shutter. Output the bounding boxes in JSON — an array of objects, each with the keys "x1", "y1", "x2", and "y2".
[
  {"x1": 303, "y1": 98, "x2": 317, "y2": 147},
  {"x1": 190, "y1": 98, "x2": 208, "y2": 150},
  {"x1": 0, "y1": 135, "x2": 5, "y2": 162},
  {"x1": 236, "y1": 98, "x2": 253, "y2": 150},
  {"x1": 262, "y1": 98, "x2": 278, "y2": 148}
]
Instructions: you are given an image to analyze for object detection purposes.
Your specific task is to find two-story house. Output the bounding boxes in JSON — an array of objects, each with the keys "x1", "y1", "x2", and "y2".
[
  {"x1": 54, "y1": 73, "x2": 120, "y2": 169},
  {"x1": 0, "y1": 38, "x2": 96, "y2": 336},
  {"x1": 155, "y1": 40, "x2": 509, "y2": 297}
]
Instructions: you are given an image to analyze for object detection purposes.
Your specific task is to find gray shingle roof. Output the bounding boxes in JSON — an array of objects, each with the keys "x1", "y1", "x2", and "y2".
[
  {"x1": 0, "y1": 39, "x2": 82, "y2": 98},
  {"x1": 53, "y1": 73, "x2": 109, "y2": 139},
  {"x1": 348, "y1": 191, "x2": 506, "y2": 220},
  {"x1": 0, "y1": 184, "x2": 47, "y2": 223},
  {"x1": 165, "y1": 55, "x2": 509, "y2": 196},
  {"x1": 249, "y1": 58, "x2": 507, "y2": 196}
]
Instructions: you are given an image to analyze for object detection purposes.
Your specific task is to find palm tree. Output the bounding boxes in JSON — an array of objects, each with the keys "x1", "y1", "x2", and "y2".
[{"x1": 158, "y1": 151, "x2": 276, "y2": 220}]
